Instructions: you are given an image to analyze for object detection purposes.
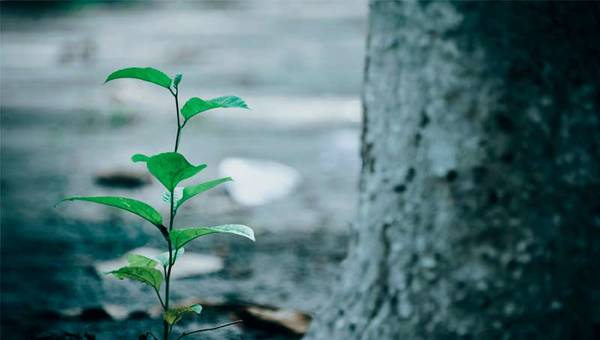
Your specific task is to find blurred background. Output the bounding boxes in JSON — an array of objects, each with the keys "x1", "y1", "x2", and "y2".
[{"x1": 1, "y1": 1, "x2": 367, "y2": 338}]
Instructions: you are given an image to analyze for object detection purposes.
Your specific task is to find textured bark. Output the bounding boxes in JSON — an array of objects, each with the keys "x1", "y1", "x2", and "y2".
[{"x1": 306, "y1": 1, "x2": 600, "y2": 339}]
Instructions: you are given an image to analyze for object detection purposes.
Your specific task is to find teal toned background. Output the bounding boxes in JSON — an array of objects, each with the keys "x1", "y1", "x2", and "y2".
[{"x1": 0, "y1": 1, "x2": 366, "y2": 338}]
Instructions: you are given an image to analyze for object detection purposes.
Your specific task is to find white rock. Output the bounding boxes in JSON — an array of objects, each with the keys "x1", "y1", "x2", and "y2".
[
  {"x1": 96, "y1": 247, "x2": 223, "y2": 279},
  {"x1": 219, "y1": 158, "x2": 301, "y2": 206},
  {"x1": 103, "y1": 304, "x2": 130, "y2": 320}
]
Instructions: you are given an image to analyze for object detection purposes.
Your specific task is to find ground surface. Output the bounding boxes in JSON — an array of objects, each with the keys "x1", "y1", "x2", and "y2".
[{"x1": 0, "y1": 1, "x2": 365, "y2": 339}]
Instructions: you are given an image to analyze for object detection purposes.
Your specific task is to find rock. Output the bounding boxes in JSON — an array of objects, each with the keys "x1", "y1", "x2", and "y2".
[
  {"x1": 235, "y1": 306, "x2": 312, "y2": 336},
  {"x1": 94, "y1": 170, "x2": 151, "y2": 188},
  {"x1": 219, "y1": 158, "x2": 301, "y2": 206},
  {"x1": 95, "y1": 247, "x2": 224, "y2": 279},
  {"x1": 128, "y1": 310, "x2": 151, "y2": 320},
  {"x1": 79, "y1": 307, "x2": 114, "y2": 321},
  {"x1": 169, "y1": 252, "x2": 223, "y2": 279},
  {"x1": 102, "y1": 304, "x2": 130, "y2": 320}
]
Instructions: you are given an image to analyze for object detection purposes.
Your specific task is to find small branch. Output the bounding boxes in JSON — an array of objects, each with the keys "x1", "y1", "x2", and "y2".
[{"x1": 176, "y1": 321, "x2": 243, "y2": 339}]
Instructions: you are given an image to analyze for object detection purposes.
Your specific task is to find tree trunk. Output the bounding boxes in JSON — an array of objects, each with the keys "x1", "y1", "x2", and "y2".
[{"x1": 305, "y1": 1, "x2": 600, "y2": 339}]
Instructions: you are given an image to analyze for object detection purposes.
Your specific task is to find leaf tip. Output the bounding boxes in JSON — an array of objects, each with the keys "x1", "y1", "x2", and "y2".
[
  {"x1": 132, "y1": 153, "x2": 150, "y2": 163},
  {"x1": 173, "y1": 74, "x2": 183, "y2": 89},
  {"x1": 55, "y1": 197, "x2": 73, "y2": 207}
]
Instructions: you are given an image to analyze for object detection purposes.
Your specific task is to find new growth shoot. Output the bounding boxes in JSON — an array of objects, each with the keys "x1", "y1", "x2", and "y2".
[{"x1": 60, "y1": 67, "x2": 254, "y2": 339}]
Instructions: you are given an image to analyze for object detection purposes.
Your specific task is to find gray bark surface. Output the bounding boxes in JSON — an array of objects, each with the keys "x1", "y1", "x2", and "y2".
[{"x1": 305, "y1": 1, "x2": 600, "y2": 339}]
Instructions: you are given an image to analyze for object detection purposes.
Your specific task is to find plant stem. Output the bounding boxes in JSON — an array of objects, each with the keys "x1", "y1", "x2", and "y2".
[
  {"x1": 172, "y1": 89, "x2": 182, "y2": 153},
  {"x1": 163, "y1": 187, "x2": 176, "y2": 340},
  {"x1": 163, "y1": 250, "x2": 172, "y2": 340},
  {"x1": 162, "y1": 85, "x2": 183, "y2": 339}
]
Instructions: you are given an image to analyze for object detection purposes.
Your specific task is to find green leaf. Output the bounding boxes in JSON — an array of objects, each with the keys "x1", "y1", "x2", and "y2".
[
  {"x1": 155, "y1": 247, "x2": 185, "y2": 267},
  {"x1": 145, "y1": 152, "x2": 207, "y2": 191},
  {"x1": 127, "y1": 254, "x2": 159, "y2": 268},
  {"x1": 180, "y1": 96, "x2": 249, "y2": 122},
  {"x1": 109, "y1": 266, "x2": 163, "y2": 291},
  {"x1": 173, "y1": 74, "x2": 183, "y2": 89},
  {"x1": 164, "y1": 304, "x2": 202, "y2": 325},
  {"x1": 60, "y1": 196, "x2": 162, "y2": 226},
  {"x1": 132, "y1": 153, "x2": 150, "y2": 163},
  {"x1": 105, "y1": 67, "x2": 172, "y2": 89},
  {"x1": 170, "y1": 224, "x2": 255, "y2": 250},
  {"x1": 176, "y1": 177, "x2": 232, "y2": 209}
]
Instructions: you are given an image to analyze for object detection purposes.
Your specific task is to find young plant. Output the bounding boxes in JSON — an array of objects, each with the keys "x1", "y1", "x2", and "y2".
[{"x1": 59, "y1": 67, "x2": 254, "y2": 339}]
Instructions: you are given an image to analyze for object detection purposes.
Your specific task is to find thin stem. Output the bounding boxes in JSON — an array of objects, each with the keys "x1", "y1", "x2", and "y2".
[
  {"x1": 163, "y1": 86, "x2": 182, "y2": 340},
  {"x1": 164, "y1": 246, "x2": 173, "y2": 309},
  {"x1": 175, "y1": 321, "x2": 244, "y2": 340},
  {"x1": 169, "y1": 191, "x2": 176, "y2": 233},
  {"x1": 163, "y1": 258, "x2": 173, "y2": 340},
  {"x1": 172, "y1": 89, "x2": 182, "y2": 153},
  {"x1": 163, "y1": 187, "x2": 176, "y2": 340}
]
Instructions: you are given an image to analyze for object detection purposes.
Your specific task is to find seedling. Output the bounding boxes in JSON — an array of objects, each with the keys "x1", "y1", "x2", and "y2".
[{"x1": 59, "y1": 67, "x2": 254, "y2": 339}]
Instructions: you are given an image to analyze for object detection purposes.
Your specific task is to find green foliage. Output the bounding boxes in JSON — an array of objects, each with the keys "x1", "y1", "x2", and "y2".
[
  {"x1": 105, "y1": 67, "x2": 172, "y2": 89},
  {"x1": 170, "y1": 224, "x2": 255, "y2": 250},
  {"x1": 127, "y1": 254, "x2": 159, "y2": 268},
  {"x1": 109, "y1": 266, "x2": 164, "y2": 291},
  {"x1": 61, "y1": 66, "x2": 255, "y2": 339},
  {"x1": 180, "y1": 96, "x2": 248, "y2": 123},
  {"x1": 134, "y1": 152, "x2": 207, "y2": 191},
  {"x1": 176, "y1": 177, "x2": 232, "y2": 209},
  {"x1": 61, "y1": 196, "x2": 162, "y2": 226},
  {"x1": 164, "y1": 304, "x2": 202, "y2": 325}
]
